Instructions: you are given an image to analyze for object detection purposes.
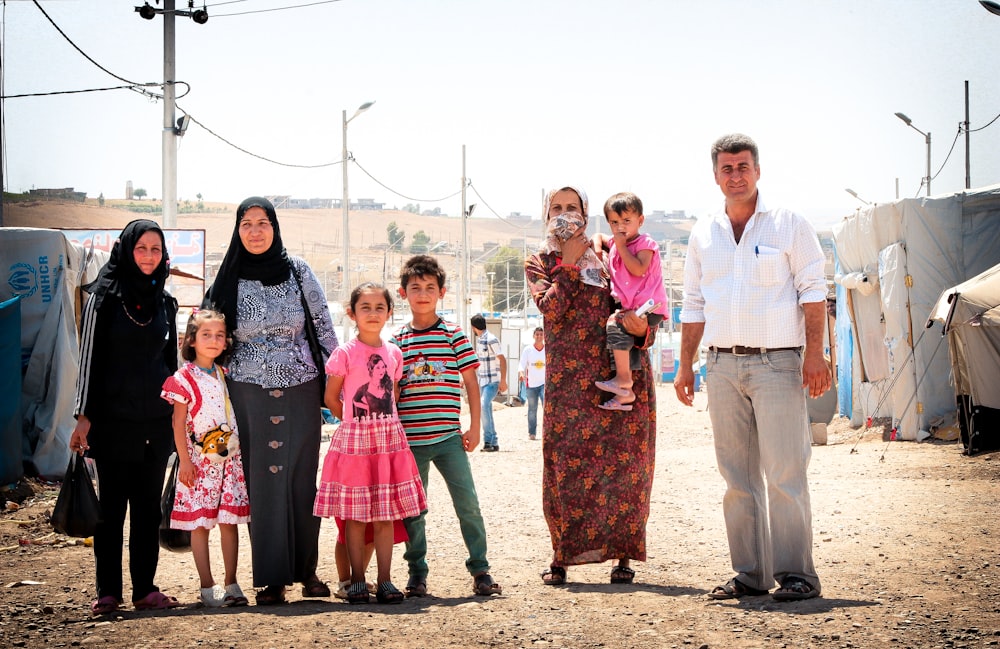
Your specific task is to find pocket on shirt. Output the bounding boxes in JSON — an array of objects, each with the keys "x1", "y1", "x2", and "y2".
[{"x1": 752, "y1": 251, "x2": 783, "y2": 286}]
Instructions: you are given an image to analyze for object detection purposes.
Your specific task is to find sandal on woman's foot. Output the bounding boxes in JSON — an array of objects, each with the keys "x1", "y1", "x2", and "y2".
[
  {"x1": 772, "y1": 577, "x2": 819, "y2": 601},
  {"x1": 133, "y1": 591, "x2": 181, "y2": 610},
  {"x1": 610, "y1": 565, "x2": 635, "y2": 584},
  {"x1": 541, "y1": 566, "x2": 566, "y2": 586},
  {"x1": 347, "y1": 581, "x2": 371, "y2": 604},
  {"x1": 405, "y1": 575, "x2": 427, "y2": 597},
  {"x1": 301, "y1": 577, "x2": 331, "y2": 598},
  {"x1": 90, "y1": 596, "x2": 120, "y2": 616},
  {"x1": 707, "y1": 577, "x2": 769, "y2": 600},
  {"x1": 255, "y1": 585, "x2": 286, "y2": 606},
  {"x1": 375, "y1": 581, "x2": 404, "y2": 604}
]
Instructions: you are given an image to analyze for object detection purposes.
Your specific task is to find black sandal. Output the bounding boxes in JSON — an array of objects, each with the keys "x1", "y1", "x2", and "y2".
[
  {"x1": 375, "y1": 581, "x2": 404, "y2": 604},
  {"x1": 541, "y1": 566, "x2": 566, "y2": 586},
  {"x1": 610, "y1": 565, "x2": 635, "y2": 584},
  {"x1": 472, "y1": 573, "x2": 503, "y2": 596},
  {"x1": 255, "y1": 585, "x2": 286, "y2": 606},
  {"x1": 301, "y1": 577, "x2": 331, "y2": 598},
  {"x1": 347, "y1": 581, "x2": 370, "y2": 604},
  {"x1": 405, "y1": 575, "x2": 427, "y2": 597},
  {"x1": 707, "y1": 577, "x2": 769, "y2": 600}
]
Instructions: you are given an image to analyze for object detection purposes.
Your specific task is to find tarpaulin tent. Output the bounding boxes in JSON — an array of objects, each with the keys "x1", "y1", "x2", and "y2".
[
  {"x1": 832, "y1": 184, "x2": 1000, "y2": 441},
  {"x1": 928, "y1": 262, "x2": 1000, "y2": 454},
  {"x1": 0, "y1": 228, "x2": 105, "y2": 478}
]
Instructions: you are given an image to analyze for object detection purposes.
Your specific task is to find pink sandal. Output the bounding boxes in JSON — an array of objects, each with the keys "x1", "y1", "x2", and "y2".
[
  {"x1": 90, "y1": 596, "x2": 120, "y2": 616},
  {"x1": 598, "y1": 398, "x2": 634, "y2": 411},
  {"x1": 132, "y1": 591, "x2": 181, "y2": 610}
]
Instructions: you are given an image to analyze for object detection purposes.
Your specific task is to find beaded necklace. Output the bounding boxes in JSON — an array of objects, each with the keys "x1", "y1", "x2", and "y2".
[{"x1": 121, "y1": 301, "x2": 153, "y2": 327}]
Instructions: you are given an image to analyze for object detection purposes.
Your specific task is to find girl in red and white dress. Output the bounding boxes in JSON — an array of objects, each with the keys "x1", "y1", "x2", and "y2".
[
  {"x1": 161, "y1": 309, "x2": 250, "y2": 607},
  {"x1": 314, "y1": 283, "x2": 426, "y2": 604}
]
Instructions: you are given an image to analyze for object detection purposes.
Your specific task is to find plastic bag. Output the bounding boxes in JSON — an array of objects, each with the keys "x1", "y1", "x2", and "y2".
[
  {"x1": 158, "y1": 453, "x2": 191, "y2": 552},
  {"x1": 50, "y1": 455, "x2": 102, "y2": 538}
]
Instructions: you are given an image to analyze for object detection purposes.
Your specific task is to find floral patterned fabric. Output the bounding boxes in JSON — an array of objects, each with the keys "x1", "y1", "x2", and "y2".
[
  {"x1": 525, "y1": 251, "x2": 657, "y2": 566},
  {"x1": 161, "y1": 363, "x2": 250, "y2": 529}
]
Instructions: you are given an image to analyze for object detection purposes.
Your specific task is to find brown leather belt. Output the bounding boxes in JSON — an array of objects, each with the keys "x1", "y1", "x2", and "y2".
[{"x1": 709, "y1": 345, "x2": 801, "y2": 356}]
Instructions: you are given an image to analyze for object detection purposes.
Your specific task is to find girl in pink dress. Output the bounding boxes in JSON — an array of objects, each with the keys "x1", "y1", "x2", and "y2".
[
  {"x1": 160, "y1": 309, "x2": 250, "y2": 607},
  {"x1": 314, "y1": 283, "x2": 427, "y2": 604},
  {"x1": 591, "y1": 192, "x2": 669, "y2": 411}
]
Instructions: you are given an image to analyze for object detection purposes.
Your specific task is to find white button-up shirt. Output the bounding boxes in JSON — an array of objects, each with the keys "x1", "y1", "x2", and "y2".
[{"x1": 680, "y1": 194, "x2": 826, "y2": 349}]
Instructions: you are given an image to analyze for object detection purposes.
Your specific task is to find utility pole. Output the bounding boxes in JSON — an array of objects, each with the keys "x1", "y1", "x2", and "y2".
[{"x1": 135, "y1": 1, "x2": 209, "y2": 228}]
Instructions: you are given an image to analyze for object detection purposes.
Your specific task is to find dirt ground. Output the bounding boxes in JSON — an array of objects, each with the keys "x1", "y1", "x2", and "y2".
[{"x1": 3, "y1": 384, "x2": 1000, "y2": 649}]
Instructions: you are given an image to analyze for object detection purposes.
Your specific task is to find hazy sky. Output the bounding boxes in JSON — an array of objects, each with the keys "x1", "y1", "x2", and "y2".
[{"x1": 5, "y1": 0, "x2": 1000, "y2": 228}]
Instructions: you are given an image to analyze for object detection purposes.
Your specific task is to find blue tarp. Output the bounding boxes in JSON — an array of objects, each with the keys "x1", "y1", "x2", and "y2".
[{"x1": 0, "y1": 296, "x2": 23, "y2": 485}]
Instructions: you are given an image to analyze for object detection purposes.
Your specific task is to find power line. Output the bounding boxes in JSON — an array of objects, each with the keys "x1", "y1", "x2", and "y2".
[
  {"x1": 468, "y1": 183, "x2": 538, "y2": 231},
  {"x1": 176, "y1": 107, "x2": 344, "y2": 168},
  {"x1": 352, "y1": 157, "x2": 463, "y2": 203},
  {"x1": 30, "y1": 0, "x2": 162, "y2": 99},
  {"x1": 208, "y1": 0, "x2": 346, "y2": 18}
]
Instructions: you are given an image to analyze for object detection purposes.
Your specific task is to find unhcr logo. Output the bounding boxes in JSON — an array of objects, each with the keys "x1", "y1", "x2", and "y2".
[{"x1": 7, "y1": 262, "x2": 37, "y2": 299}]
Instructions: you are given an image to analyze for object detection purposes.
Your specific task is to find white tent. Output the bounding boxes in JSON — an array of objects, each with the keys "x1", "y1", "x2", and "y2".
[
  {"x1": 832, "y1": 185, "x2": 1000, "y2": 440},
  {"x1": 928, "y1": 262, "x2": 1000, "y2": 454},
  {"x1": 0, "y1": 228, "x2": 105, "y2": 478}
]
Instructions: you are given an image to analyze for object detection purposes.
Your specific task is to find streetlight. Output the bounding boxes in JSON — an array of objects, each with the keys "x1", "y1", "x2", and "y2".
[
  {"x1": 845, "y1": 188, "x2": 870, "y2": 205},
  {"x1": 894, "y1": 112, "x2": 932, "y2": 197},
  {"x1": 342, "y1": 100, "x2": 375, "y2": 332},
  {"x1": 981, "y1": 0, "x2": 1000, "y2": 16},
  {"x1": 135, "y1": 0, "x2": 209, "y2": 228}
]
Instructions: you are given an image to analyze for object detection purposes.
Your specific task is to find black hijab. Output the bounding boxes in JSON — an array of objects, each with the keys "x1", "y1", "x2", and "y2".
[
  {"x1": 83, "y1": 219, "x2": 170, "y2": 313},
  {"x1": 205, "y1": 196, "x2": 291, "y2": 332}
]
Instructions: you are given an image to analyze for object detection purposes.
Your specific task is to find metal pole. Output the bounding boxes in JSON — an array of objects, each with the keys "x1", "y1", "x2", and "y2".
[
  {"x1": 965, "y1": 80, "x2": 971, "y2": 190},
  {"x1": 925, "y1": 131, "x2": 932, "y2": 197},
  {"x1": 162, "y1": 0, "x2": 177, "y2": 228},
  {"x1": 460, "y1": 145, "x2": 468, "y2": 327}
]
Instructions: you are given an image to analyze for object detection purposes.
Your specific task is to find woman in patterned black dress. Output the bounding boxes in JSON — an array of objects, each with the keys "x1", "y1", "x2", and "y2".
[
  {"x1": 204, "y1": 197, "x2": 338, "y2": 605},
  {"x1": 525, "y1": 186, "x2": 657, "y2": 586}
]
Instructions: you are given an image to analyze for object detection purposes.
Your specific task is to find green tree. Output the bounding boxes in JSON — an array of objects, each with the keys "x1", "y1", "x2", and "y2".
[
  {"x1": 387, "y1": 221, "x2": 406, "y2": 251},
  {"x1": 409, "y1": 230, "x2": 431, "y2": 254},
  {"x1": 133, "y1": 188, "x2": 147, "y2": 200},
  {"x1": 402, "y1": 203, "x2": 420, "y2": 214},
  {"x1": 483, "y1": 246, "x2": 526, "y2": 313}
]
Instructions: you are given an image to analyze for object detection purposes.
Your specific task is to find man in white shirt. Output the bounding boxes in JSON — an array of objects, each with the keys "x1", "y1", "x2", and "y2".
[
  {"x1": 518, "y1": 327, "x2": 546, "y2": 440},
  {"x1": 676, "y1": 133, "x2": 830, "y2": 602},
  {"x1": 471, "y1": 314, "x2": 507, "y2": 452}
]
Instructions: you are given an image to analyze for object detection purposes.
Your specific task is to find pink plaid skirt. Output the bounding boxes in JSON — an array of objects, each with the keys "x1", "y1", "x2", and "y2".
[{"x1": 314, "y1": 414, "x2": 426, "y2": 522}]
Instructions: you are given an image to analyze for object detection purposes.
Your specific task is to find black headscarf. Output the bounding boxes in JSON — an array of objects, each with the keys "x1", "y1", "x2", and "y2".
[
  {"x1": 205, "y1": 196, "x2": 291, "y2": 332},
  {"x1": 83, "y1": 219, "x2": 170, "y2": 313}
]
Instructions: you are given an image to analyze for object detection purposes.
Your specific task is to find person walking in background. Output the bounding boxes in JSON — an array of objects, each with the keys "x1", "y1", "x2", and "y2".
[
  {"x1": 315, "y1": 283, "x2": 426, "y2": 605},
  {"x1": 391, "y1": 255, "x2": 502, "y2": 598},
  {"x1": 69, "y1": 219, "x2": 181, "y2": 615},
  {"x1": 469, "y1": 314, "x2": 507, "y2": 452},
  {"x1": 676, "y1": 134, "x2": 829, "y2": 602},
  {"x1": 518, "y1": 327, "x2": 546, "y2": 440},
  {"x1": 161, "y1": 309, "x2": 250, "y2": 608},
  {"x1": 204, "y1": 196, "x2": 338, "y2": 606},
  {"x1": 525, "y1": 186, "x2": 657, "y2": 587},
  {"x1": 591, "y1": 192, "x2": 669, "y2": 411}
]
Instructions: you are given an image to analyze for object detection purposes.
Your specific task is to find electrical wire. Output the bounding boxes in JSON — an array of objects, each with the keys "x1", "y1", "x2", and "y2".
[
  {"x1": 175, "y1": 107, "x2": 344, "y2": 168},
  {"x1": 3, "y1": 85, "x2": 162, "y2": 99},
  {"x1": 930, "y1": 126, "x2": 961, "y2": 182},
  {"x1": 966, "y1": 111, "x2": 1000, "y2": 133},
  {"x1": 208, "y1": 0, "x2": 345, "y2": 18},
  {"x1": 30, "y1": 0, "x2": 162, "y2": 99},
  {"x1": 468, "y1": 183, "x2": 539, "y2": 232},
  {"x1": 352, "y1": 158, "x2": 463, "y2": 203}
]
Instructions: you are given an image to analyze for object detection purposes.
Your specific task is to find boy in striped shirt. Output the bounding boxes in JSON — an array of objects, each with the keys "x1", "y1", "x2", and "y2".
[{"x1": 391, "y1": 255, "x2": 502, "y2": 598}]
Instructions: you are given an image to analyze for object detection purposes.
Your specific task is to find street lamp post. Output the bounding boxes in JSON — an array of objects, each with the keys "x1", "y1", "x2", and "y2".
[
  {"x1": 341, "y1": 101, "x2": 375, "y2": 334},
  {"x1": 894, "y1": 112, "x2": 932, "y2": 197},
  {"x1": 845, "y1": 188, "x2": 870, "y2": 205}
]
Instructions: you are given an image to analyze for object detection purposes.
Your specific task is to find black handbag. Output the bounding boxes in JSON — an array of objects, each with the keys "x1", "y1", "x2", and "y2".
[
  {"x1": 50, "y1": 454, "x2": 102, "y2": 538},
  {"x1": 158, "y1": 454, "x2": 192, "y2": 552}
]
